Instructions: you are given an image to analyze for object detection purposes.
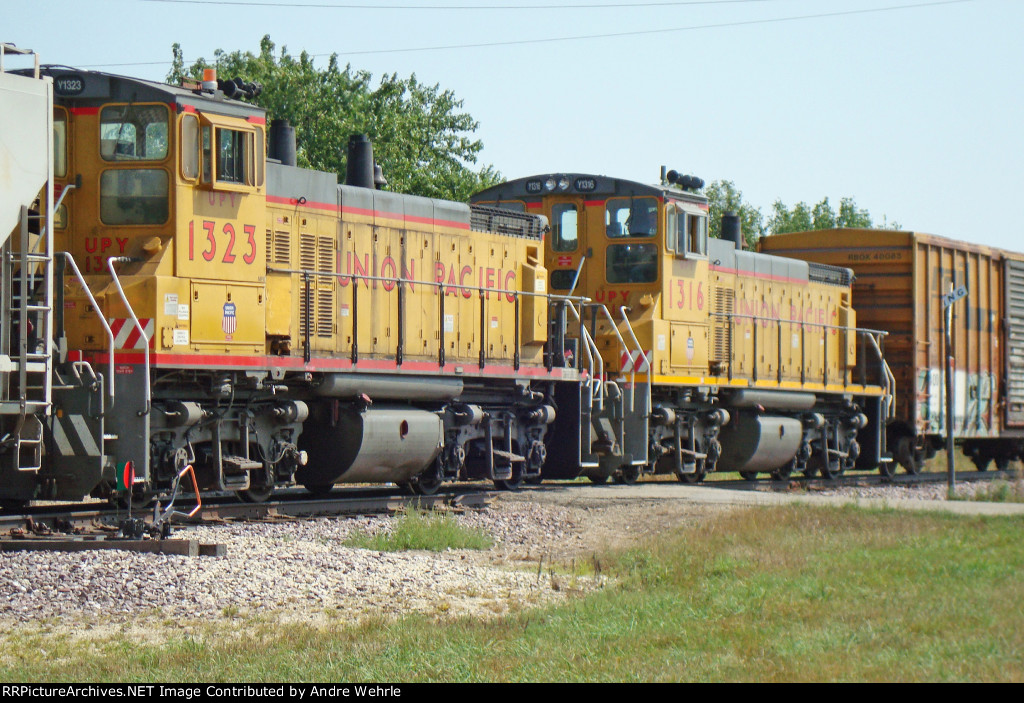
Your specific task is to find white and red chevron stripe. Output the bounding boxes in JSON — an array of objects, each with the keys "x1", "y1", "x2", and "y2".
[
  {"x1": 620, "y1": 349, "x2": 652, "y2": 373},
  {"x1": 109, "y1": 318, "x2": 155, "y2": 349}
]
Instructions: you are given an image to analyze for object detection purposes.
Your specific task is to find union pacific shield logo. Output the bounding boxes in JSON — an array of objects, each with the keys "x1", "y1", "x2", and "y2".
[{"x1": 222, "y1": 302, "x2": 237, "y2": 334}]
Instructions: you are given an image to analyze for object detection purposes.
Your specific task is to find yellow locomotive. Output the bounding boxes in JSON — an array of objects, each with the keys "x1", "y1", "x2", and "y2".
[
  {"x1": 1, "y1": 62, "x2": 577, "y2": 506},
  {"x1": 473, "y1": 172, "x2": 894, "y2": 482},
  {"x1": 1, "y1": 54, "x2": 894, "y2": 509}
]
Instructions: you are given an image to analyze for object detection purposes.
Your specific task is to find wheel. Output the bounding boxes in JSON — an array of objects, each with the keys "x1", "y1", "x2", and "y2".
[
  {"x1": 739, "y1": 471, "x2": 758, "y2": 481},
  {"x1": 894, "y1": 435, "x2": 922, "y2": 475},
  {"x1": 877, "y1": 460, "x2": 899, "y2": 479},
  {"x1": 770, "y1": 461, "x2": 794, "y2": 481},
  {"x1": 614, "y1": 465, "x2": 640, "y2": 485},
  {"x1": 676, "y1": 470, "x2": 705, "y2": 484},
  {"x1": 411, "y1": 470, "x2": 444, "y2": 496},
  {"x1": 303, "y1": 483, "x2": 334, "y2": 498},
  {"x1": 236, "y1": 486, "x2": 274, "y2": 503},
  {"x1": 493, "y1": 464, "x2": 523, "y2": 491},
  {"x1": 587, "y1": 474, "x2": 609, "y2": 485},
  {"x1": 811, "y1": 450, "x2": 844, "y2": 480},
  {"x1": 818, "y1": 460, "x2": 844, "y2": 480}
]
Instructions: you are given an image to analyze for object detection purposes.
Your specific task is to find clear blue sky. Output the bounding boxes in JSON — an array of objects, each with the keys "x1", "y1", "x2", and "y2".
[{"x1": 4, "y1": 0, "x2": 1021, "y2": 249}]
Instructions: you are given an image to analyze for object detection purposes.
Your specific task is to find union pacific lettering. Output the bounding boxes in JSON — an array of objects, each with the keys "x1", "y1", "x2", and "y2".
[
  {"x1": 736, "y1": 298, "x2": 839, "y2": 334},
  {"x1": 336, "y1": 251, "x2": 517, "y2": 302}
]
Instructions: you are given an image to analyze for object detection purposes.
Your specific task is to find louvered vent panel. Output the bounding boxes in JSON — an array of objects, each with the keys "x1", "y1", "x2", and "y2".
[
  {"x1": 316, "y1": 236, "x2": 335, "y2": 338},
  {"x1": 272, "y1": 229, "x2": 291, "y2": 265},
  {"x1": 299, "y1": 231, "x2": 316, "y2": 271},
  {"x1": 297, "y1": 231, "x2": 317, "y2": 337},
  {"x1": 711, "y1": 288, "x2": 734, "y2": 363}
]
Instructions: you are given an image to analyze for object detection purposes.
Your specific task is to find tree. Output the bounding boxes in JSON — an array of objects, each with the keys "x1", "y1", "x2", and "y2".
[
  {"x1": 837, "y1": 197, "x2": 875, "y2": 228},
  {"x1": 702, "y1": 180, "x2": 764, "y2": 249},
  {"x1": 766, "y1": 196, "x2": 896, "y2": 235},
  {"x1": 168, "y1": 37, "x2": 501, "y2": 201}
]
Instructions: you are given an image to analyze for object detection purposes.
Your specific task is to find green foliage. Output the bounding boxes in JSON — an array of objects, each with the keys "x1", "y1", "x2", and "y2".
[
  {"x1": 702, "y1": 180, "x2": 765, "y2": 250},
  {"x1": 702, "y1": 180, "x2": 900, "y2": 248},
  {"x1": 768, "y1": 195, "x2": 884, "y2": 235},
  {"x1": 168, "y1": 37, "x2": 501, "y2": 201},
  {"x1": 344, "y1": 507, "x2": 493, "y2": 552}
]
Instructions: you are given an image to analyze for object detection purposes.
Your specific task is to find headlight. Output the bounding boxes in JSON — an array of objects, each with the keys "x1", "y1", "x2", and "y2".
[
  {"x1": 557, "y1": 176, "x2": 570, "y2": 191},
  {"x1": 544, "y1": 177, "x2": 556, "y2": 191}
]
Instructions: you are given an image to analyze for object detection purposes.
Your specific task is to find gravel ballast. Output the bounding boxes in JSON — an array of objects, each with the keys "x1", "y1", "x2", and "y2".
[
  {"x1": 0, "y1": 501, "x2": 591, "y2": 625},
  {"x1": 0, "y1": 477, "x2": 1019, "y2": 628}
]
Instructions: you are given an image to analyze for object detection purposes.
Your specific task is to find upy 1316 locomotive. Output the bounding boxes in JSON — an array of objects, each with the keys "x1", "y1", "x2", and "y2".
[
  {"x1": 0, "y1": 48, "x2": 893, "y2": 509},
  {"x1": 473, "y1": 172, "x2": 895, "y2": 483}
]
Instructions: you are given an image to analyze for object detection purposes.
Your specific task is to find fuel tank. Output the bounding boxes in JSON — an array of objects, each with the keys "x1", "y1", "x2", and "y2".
[
  {"x1": 716, "y1": 413, "x2": 802, "y2": 472},
  {"x1": 296, "y1": 405, "x2": 443, "y2": 485}
]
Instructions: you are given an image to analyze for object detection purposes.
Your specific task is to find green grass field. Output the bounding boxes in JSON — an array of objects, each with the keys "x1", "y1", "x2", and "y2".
[
  {"x1": 1, "y1": 504, "x2": 1021, "y2": 682},
  {"x1": 343, "y1": 506, "x2": 494, "y2": 552}
]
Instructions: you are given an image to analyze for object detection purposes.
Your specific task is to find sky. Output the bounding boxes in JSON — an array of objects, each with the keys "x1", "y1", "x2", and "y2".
[{"x1": 3, "y1": 0, "x2": 1021, "y2": 249}]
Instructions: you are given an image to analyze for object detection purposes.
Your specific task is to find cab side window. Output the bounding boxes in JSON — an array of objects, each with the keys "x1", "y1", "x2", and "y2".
[
  {"x1": 552, "y1": 203, "x2": 578, "y2": 252},
  {"x1": 180, "y1": 114, "x2": 199, "y2": 180},
  {"x1": 200, "y1": 123, "x2": 264, "y2": 189},
  {"x1": 688, "y1": 214, "x2": 708, "y2": 256},
  {"x1": 666, "y1": 202, "x2": 707, "y2": 258}
]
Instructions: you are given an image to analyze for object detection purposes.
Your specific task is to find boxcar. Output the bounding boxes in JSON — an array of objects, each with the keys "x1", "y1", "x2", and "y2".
[{"x1": 761, "y1": 228, "x2": 1024, "y2": 472}]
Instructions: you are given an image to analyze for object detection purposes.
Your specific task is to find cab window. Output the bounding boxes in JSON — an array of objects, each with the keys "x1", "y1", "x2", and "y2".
[
  {"x1": 201, "y1": 123, "x2": 263, "y2": 189},
  {"x1": 666, "y1": 202, "x2": 708, "y2": 257},
  {"x1": 551, "y1": 203, "x2": 578, "y2": 252},
  {"x1": 605, "y1": 197, "x2": 658, "y2": 238},
  {"x1": 217, "y1": 128, "x2": 249, "y2": 184},
  {"x1": 550, "y1": 269, "x2": 577, "y2": 290},
  {"x1": 53, "y1": 110, "x2": 67, "y2": 178},
  {"x1": 99, "y1": 169, "x2": 169, "y2": 225},
  {"x1": 180, "y1": 114, "x2": 199, "y2": 180},
  {"x1": 100, "y1": 104, "x2": 168, "y2": 161},
  {"x1": 607, "y1": 243, "x2": 658, "y2": 284},
  {"x1": 687, "y1": 213, "x2": 708, "y2": 256}
]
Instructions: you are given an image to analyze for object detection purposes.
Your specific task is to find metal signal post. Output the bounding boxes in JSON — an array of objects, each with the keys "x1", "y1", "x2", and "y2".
[{"x1": 943, "y1": 284, "x2": 968, "y2": 492}]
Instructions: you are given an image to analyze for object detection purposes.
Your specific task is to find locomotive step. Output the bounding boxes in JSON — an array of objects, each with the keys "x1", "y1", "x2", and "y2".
[
  {"x1": 221, "y1": 455, "x2": 263, "y2": 471},
  {"x1": 491, "y1": 448, "x2": 526, "y2": 463}
]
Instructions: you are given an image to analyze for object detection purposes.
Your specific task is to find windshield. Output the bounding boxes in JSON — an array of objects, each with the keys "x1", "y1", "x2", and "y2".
[
  {"x1": 100, "y1": 104, "x2": 169, "y2": 161},
  {"x1": 605, "y1": 197, "x2": 658, "y2": 238}
]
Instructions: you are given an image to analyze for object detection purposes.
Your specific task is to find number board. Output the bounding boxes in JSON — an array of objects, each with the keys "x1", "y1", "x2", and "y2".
[{"x1": 180, "y1": 190, "x2": 266, "y2": 282}]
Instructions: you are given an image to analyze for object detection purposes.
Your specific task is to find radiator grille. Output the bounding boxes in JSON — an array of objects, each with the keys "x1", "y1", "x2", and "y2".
[{"x1": 711, "y1": 288, "x2": 734, "y2": 363}]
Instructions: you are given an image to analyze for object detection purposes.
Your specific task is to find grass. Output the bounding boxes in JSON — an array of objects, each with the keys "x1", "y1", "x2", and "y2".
[
  {"x1": 950, "y1": 480, "x2": 1024, "y2": 504},
  {"x1": 2, "y1": 504, "x2": 1022, "y2": 682},
  {"x1": 343, "y1": 507, "x2": 493, "y2": 552}
]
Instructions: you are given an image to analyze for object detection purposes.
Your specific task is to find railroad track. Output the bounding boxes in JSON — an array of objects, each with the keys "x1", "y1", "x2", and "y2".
[
  {"x1": 702, "y1": 469, "x2": 1018, "y2": 491},
  {"x1": 0, "y1": 468, "x2": 1015, "y2": 548},
  {"x1": 0, "y1": 487, "x2": 494, "y2": 540}
]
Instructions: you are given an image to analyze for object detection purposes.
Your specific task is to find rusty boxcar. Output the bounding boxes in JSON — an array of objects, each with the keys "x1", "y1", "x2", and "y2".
[{"x1": 760, "y1": 228, "x2": 1024, "y2": 474}]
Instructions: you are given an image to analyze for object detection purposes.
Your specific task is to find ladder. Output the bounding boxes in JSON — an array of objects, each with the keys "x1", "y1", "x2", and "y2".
[{"x1": 1, "y1": 45, "x2": 55, "y2": 472}]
